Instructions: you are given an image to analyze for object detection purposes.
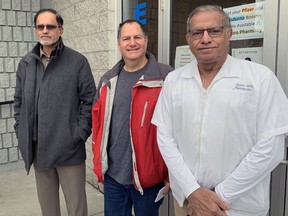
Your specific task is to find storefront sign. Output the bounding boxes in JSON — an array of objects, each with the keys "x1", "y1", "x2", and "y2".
[
  {"x1": 232, "y1": 47, "x2": 263, "y2": 64},
  {"x1": 224, "y1": 2, "x2": 264, "y2": 41},
  {"x1": 174, "y1": 45, "x2": 195, "y2": 69},
  {"x1": 135, "y1": 2, "x2": 147, "y2": 25}
]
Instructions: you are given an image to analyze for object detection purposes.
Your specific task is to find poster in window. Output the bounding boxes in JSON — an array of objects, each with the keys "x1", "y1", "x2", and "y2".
[
  {"x1": 174, "y1": 45, "x2": 195, "y2": 69},
  {"x1": 224, "y1": 2, "x2": 264, "y2": 41},
  {"x1": 232, "y1": 47, "x2": 263, "y2": 64}
]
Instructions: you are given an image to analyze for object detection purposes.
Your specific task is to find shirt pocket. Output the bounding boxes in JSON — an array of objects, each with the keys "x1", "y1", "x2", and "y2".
[{"x1": 228, "y1": 91, "x2": 257, "y2": 136}]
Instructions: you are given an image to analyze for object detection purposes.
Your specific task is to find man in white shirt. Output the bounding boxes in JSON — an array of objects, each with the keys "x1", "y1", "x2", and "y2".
[{"x1": 152, "y1": 5, "x2": 288, "y2": 216}]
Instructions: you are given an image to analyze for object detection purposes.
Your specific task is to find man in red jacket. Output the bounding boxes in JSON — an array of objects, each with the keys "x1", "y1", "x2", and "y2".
[{"x1": 92, "y1": 19, "x2": 172, "y2": 216}]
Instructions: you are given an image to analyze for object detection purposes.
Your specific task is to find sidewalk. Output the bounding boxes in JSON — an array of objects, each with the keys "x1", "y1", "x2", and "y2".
[{"x1": 0, "y1": 168, "x2": 104, "y2": 216}]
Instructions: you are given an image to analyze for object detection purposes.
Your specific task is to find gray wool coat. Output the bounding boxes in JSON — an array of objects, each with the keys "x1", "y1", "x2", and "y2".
[{"x1": 14, "y1": 38, "x2": 96, "y2": 173}]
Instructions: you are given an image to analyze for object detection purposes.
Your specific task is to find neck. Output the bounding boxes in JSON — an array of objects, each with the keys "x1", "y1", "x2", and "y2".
[
  {"x1": 198, "y1": 65, "x2": 221, "y2": 89},
  {"x1": 41, "y1": 46, "x2": 55, "y2": 58},
  {"x1": 41, "y1": 41, "x2": 59, "y2": 58},
  {"x1": 197, "y1": 57, "x2": 227, "y2": 89},
  {"x1": 124, "y1": 56, "x2": 148, "y2": 72}
]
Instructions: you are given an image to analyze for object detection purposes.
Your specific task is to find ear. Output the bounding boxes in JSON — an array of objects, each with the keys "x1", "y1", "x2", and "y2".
[
  {"x1": 59, "y1": 26, "x2": 64, "y2": 35},
  {"x1": 227, "y1": 28, "x2": 233, "y2": 40},
  {"x1": 145, "y1": 35, "x2": 148, "y2": 45},
  {"x1": 186, "y1": 33, "x2": 191, "y2": 45}
]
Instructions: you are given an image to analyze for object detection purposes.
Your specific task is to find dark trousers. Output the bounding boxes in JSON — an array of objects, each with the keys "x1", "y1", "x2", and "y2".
[{"x1": 104, "y1": 174, "x2": 164, "y2": 216}]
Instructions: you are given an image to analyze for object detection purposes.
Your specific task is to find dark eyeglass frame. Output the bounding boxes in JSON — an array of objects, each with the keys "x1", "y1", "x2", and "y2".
[
  {"x1": 187, "y1": 26, "x2": 225, "y2": 40},
  {"x1": 35, "y1": 24, "x2": 61, "y2": 31}
]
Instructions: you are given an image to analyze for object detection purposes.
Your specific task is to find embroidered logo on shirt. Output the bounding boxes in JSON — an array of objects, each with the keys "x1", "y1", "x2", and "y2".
[{"x1": 233, "y1": 83, "x2": 253, "y2": 91}]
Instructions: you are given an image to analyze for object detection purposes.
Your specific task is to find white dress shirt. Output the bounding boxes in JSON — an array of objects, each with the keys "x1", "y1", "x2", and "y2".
[{"x1": 152, "y1": 55, "x2": 288, "y2": 215}]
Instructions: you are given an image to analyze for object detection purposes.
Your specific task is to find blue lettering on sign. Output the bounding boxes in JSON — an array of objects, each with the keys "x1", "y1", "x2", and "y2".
[{"x1": 135, "y1": 2, "x2": 147, "y2": 25}]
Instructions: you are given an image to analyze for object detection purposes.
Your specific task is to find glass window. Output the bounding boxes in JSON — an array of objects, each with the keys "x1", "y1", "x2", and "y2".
[
  {"x1": 171, "y1": 0, "x2": 265, "y2": 68},
  {"x1": 122, "y1": 0, "x2": 159, "y2": 59}
]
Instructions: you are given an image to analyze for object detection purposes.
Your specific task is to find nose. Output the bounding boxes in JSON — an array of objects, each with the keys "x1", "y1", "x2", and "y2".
[
  {"x1": 42, "y1": 27, "x2": 49, "y2": 33},
  {"x1": 129, "y1": 38, "x2": 136, "y2": 46},
  {"x1": 200, "y1": 30, "x2": 212, "y2": 43}
]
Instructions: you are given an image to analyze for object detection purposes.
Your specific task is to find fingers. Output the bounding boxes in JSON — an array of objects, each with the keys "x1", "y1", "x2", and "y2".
[
  {"x1": 213, "y1": 194, "x2": 230, "y2": 211},
  {"x1": 163, "y1": 185, "x2": 170, "y2": 195},
  {"x1": 208, "y1": 188, "x2": 230, "y2": 211},
  {"x1": 216, "y1": 207, "x2": 228, "y2": 216},
  {"x1": 163, "y1": 187, "x2": 170, "y2": 196},
  {"x1": 187, "y1": 187, "x2": 230, "y2": 216},
  {"x1": 188, "y1": 206, "x2": 226, "y2": 216},
  {"x1": 187, "y1": 208, "x2": 194, "y2": 216},
  {"x1": 162, "y1": 182, "x2": 170, "y2": 195}
]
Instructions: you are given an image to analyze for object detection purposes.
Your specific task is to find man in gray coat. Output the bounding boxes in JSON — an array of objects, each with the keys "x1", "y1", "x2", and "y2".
[{"x1": 14, "y1": 9, "x2": 96, "y2": 216}]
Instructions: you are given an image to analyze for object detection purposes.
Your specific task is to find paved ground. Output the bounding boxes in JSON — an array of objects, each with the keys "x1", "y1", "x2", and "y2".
[{"x1": 0, "y1": 168, "x2": 104, "y2": 216}]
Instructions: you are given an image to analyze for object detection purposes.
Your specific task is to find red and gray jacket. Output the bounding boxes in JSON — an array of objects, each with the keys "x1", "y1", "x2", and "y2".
[{"x1": 92, "y1": 52, "x2": 172, "y2": 194}]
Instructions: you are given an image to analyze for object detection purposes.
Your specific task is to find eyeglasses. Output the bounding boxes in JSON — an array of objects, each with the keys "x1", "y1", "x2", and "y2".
[
  {"x1": 35, "y1": 24, "x2": 60, "y2": 31},
  {"x1": 187, "y1": 26, "x2": 225, "y2": 40}
]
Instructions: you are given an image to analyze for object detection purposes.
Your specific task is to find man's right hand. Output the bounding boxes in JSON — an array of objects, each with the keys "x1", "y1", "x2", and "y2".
[{"x1": 187, "y1": 187, "x2": 230, "y2": 216}]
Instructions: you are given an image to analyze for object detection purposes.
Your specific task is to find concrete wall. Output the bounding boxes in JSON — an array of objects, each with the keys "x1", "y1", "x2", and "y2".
[
  {"x1": 0, "y1": 0, "x2": 119, "y2": 191},
  {"x1": 0, "y1": 0, "x2": 40, "y2": 172},
  {"x1": 52, "y1": 0, "x2": 118, "y2": 84},
  {"x1": 52, "y1": 0, "x2": 119, "y2": 189}
]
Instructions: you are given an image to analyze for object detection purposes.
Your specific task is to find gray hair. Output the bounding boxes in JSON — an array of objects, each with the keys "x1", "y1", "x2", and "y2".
[{"x1": 186, "y1": 5, "x2": 231, "y2": 32}]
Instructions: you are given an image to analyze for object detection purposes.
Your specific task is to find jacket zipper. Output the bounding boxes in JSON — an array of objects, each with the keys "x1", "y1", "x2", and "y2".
[{"x1": 141, "y1": 100, "x2": 148, "y2": 127}]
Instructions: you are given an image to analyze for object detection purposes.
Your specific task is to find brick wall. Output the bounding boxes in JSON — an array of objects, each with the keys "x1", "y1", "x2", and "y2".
[{"x1": 0, "y1": 0, "x2": 40, "y2": 172}]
